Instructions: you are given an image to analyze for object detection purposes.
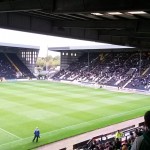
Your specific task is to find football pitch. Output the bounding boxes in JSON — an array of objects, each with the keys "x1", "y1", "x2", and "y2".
[{"x1": 0, "y1": 81, "x2": 150, "y2": 150}]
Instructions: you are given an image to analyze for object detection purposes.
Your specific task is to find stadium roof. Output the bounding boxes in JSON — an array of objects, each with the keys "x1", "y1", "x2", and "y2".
[
  {"x1": 0, "y1": 42, "x2": 39, "y2": 50},
  {"x1": 48, "y1": 44, "x2": 134, "y2": 52},
  {"x1": 0, "y1": 0, "x2": 150, "y2": 49}
]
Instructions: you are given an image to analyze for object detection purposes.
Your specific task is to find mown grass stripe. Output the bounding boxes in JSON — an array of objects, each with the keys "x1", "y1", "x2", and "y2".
[
  {"x1": 0, "y1": 105, "x2": 146, "y2": 148},
  {"x1": 0, "y1": 81, "x2": 149, "y2": 150}
]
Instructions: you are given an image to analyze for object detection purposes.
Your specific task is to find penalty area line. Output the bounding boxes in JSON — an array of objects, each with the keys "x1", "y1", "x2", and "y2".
[{"x1": 0, "y1": 127, "x2": 22, "y2": 139}]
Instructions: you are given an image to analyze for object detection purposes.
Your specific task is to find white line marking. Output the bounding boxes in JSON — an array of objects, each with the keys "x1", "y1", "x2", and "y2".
[
  {"x1": 0, "y1": 128, "x2": 22, "y2": 139},
  {"x1": 0, "y1": 105, "x2": 148, "y2": 147}
]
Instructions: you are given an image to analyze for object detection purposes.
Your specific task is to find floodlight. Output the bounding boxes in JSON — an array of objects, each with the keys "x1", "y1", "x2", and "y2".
[
  {"x1": 108, "y1": 12, "x2": 122, "y2": 15},
  {"x1": 91, "y1": 13, "x2": 103, "y2": 16},
  {"x1": 128, "y1": 11, "x2": 147, "y2": 14}
]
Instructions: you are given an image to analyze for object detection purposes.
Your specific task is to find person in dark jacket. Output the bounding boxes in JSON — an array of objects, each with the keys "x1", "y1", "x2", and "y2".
[
  {"x1": 32, "y1": 127, "x2": 40, "y2": 142},
  {"x1": 131, "y1": 110, "x2": 150, "y2": 150}
]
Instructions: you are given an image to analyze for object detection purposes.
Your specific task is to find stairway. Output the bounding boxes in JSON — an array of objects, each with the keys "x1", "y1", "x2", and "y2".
[
  {"x1": 122, "y1": 77, "x2": 133, "y2": 88},
  {"x1": 4, "y1": 53, "x2": 20, "y2": 72},
  {"x1": 142, "y1": 67, "x2": 150, "y2": 76}
]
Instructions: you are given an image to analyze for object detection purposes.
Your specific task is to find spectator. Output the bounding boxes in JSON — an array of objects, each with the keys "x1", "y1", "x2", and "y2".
[
  {"x1": 115, "y1": 130, "x2": 123, "y2": 139},
  {"x1": 131, "y1": 110, "x2": 150, "y2": 150},
  {"x1": 115, "y1": 138, "x2": 122, "y2": 150},
  {"x1": 122, "y1": 141, "x2": 128, "y2": 150},
  {"x1": 134, "y1": 128, "x2": 143, "y2": 137}
]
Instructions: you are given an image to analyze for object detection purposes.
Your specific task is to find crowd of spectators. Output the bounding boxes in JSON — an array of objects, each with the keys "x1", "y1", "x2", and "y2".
[
  {"x1": 53, "y1": 52, "x2": 150, "y2": 91},
  {"x1": 75, "y1": 110, "x2": 150, "y2": 150},
  {"x1": 0, "y1": 53, "x2": 34, "y2": 79},
  {"x1": 0, "y1": 53, "x2": 16, "y2": 79},
  {"x1": 7, "y1": 53, "x2": 35, "y2": 78},
  {"x1": 81, "y1": 128, "x2": 144, "y2": 150}
]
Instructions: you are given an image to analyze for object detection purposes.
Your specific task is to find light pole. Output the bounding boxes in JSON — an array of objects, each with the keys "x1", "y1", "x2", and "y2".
[
  {"x1": 46, "y1": 46, "x2": 48, "y2": 72},
  {"x1": 139, "y1": 50, "x2": 142, "y2": 76}
]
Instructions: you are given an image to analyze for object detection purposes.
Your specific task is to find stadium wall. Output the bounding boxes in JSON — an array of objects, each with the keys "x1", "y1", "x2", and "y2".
[
  {"x1": 60, "y1": 51, "x2": 83, "y2": 69},
  {"x1": 17, "y1": 48, "x2": 39, "y2": 72}
]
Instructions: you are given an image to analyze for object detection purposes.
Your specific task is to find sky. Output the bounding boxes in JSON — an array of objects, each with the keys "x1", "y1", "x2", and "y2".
[{"x1": 0, "y1": 28, "x2": 107, "y2": 57}]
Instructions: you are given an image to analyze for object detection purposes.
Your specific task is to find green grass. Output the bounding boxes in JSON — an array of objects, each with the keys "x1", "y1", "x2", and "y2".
[{"x1": 0, "y1": 81, "x2": 149, "y2": 150}]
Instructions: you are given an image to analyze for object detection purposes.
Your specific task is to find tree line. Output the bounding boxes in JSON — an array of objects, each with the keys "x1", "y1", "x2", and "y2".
[{"x1": 36, "y1": 55, "x2": 60, "y2": 70}]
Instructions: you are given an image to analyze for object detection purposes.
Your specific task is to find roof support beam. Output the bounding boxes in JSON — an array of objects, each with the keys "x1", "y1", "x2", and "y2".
[
  {"x1": 52, "y1": 20, "x2": 137, "y2": 30},
  {"x1": 0, "y1": 0, "x2": 149, "y2": 13},
  {"x1": 52, "y1": 19, "x2": 150, "y2": 33},
  {"x1": 54, "y1": 0, "x2": 150, "y2": 13},
  {"x1": 0, "y1": 12, "x2": 52, "y2": 34},
  {"x1": 0, "y1": 0, "x2": 53, "y2": 12}
]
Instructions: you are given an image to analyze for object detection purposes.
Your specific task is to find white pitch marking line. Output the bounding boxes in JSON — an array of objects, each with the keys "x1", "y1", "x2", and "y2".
[{"x1": 0, "y1": 127, "x2": 22, "y2": 139}]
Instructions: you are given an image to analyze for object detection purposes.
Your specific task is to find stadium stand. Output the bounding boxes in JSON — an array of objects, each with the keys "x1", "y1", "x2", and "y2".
[
  {"x1": 0, "y1": 53, "x2": 16, "y2": 79},
  {"x1": 75, "y1": 125, "x2": 144, "y2": 150},
  {"x1": 0, "y1": 53, "x2": 35, "y2": 79},
  {"x1": 7, "y1": 53, "x2": 35, "y2": 78},
  {"x1": 52, "y1": 51, "x2": 150, "y2": 91}
]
